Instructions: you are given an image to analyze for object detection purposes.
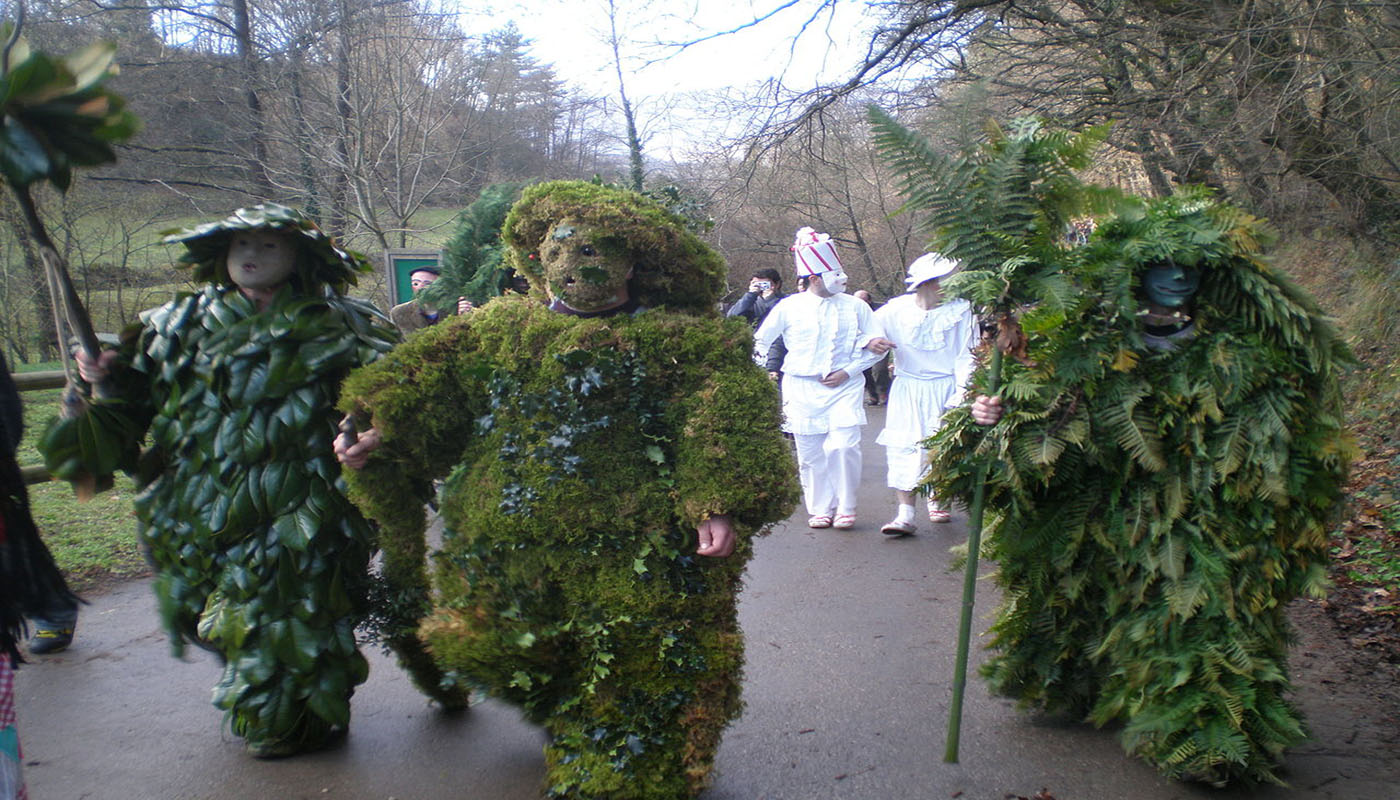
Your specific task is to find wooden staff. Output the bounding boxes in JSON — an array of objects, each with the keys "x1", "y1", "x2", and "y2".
[
  {"x1": 944, "y1": 331, "x2": 1005, "y2": 762},
  {"x1": 13, "y1": 185, "x2": 110, "y2": 498}
]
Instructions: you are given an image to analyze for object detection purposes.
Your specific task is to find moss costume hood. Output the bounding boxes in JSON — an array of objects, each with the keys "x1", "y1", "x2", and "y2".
[{"x1": 501, "y1": 180, "x2": 726, "y2": 314}]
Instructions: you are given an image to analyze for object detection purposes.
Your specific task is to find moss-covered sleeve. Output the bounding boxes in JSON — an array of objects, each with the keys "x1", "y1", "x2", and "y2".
[
  {"x1": 338, "y1": 315, "x2": 489, "y2": 475},
  {"x1": 336, "y1": 313, "x2": 489, "y2": 544},
  {"x1": 669, "y1": 319, "x2": 800, "y2": 530}
]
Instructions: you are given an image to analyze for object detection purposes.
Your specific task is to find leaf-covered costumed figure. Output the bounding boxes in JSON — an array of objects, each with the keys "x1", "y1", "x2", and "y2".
[
  {"x1": 40, "y1": 204, "x2": 405, "y2": 757},
  {"x1": 873, "y1": 113, "x2": 1354, "y2": 785},
  {"x1": 337, "y1": 180, "x2": 799, "y2": 799}
]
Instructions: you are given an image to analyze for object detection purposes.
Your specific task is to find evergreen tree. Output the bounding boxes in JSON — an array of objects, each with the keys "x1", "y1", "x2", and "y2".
[{"x1": 419, "y1": 181, "x2": 524, "y2": 309}]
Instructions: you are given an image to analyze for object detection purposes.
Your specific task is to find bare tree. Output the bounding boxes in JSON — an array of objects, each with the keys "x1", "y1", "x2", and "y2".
[
  {"x1": 758, "y1": 0, "x2": 1400, "y2": 232},
  {"x1": 696, "y1": 94, "x2": 919, "y2": 300},
  {"x1": 0, "y1": 194, "x2": 58, "y2": 362},
  {"x1": 604, "y1": 0, "x2": 646, "y2": 192}
]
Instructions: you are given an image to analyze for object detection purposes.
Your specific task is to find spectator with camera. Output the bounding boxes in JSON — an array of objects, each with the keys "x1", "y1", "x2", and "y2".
[
  {"x1": 726, "y1": 268, "x2": 785, "y2": 329},
  {"x1": 728, "y1": 268, "x2": 787, "y2": 369}
]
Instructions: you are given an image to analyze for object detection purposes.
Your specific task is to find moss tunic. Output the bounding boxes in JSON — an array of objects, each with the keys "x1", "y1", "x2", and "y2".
[{"x1": 340, "y1": 295, "x2": 799, "y2": 798}]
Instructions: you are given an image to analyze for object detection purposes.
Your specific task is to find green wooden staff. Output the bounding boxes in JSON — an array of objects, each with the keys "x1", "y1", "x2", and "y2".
[{"x1": 943, "y1": 344, "x2": 1000, "y2": 762}]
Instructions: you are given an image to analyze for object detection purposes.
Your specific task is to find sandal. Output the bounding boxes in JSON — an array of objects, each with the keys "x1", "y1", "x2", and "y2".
[
  {"x1": 808, "y1": 514, "x2": 834, "y2": 529},
  {"x1": 833, "y1": 514, "x2": 857, "y2": 530},
  {"x1": 880, "y1": 519, "x2": 916, "y2": 537},
  {"x1": 928, "y1": 507, "x2": 952, "y2": 524}
]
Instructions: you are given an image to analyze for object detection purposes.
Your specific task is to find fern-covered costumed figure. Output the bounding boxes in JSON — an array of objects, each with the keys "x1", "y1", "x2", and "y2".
[
  {"x1": 870, "y1": 111, "x2": 1353, "y2": 785},
  {"x1": 335, "y1": 180, "x2": 799, "y2": 799},
  {"x1": 939, "y1": 195, "x2": 1350, "y2": 782},
  {"x1": 40, "y1": 204, "x2": 404, "y2": 758}
]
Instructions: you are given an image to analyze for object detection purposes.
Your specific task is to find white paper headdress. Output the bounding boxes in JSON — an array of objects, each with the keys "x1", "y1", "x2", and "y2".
[{"x1": 791, "y1": 227, "x2": 843, "y2": 277}]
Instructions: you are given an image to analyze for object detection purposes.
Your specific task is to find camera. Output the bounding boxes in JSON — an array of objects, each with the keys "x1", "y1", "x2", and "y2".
[{"x1": 755, "y1": 280, "x2": 772, "y2": 291}]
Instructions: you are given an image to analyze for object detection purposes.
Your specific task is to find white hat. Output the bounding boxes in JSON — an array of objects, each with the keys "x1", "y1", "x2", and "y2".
[
  {"x1": 905, "y1": 253, "x2": 959, "y2": 287},
  {"x1": 791, "y1": 227, "x2": 843, "y2": 276}
]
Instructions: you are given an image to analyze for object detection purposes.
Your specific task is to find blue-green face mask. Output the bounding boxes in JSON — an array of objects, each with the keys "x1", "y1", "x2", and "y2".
[{"x1": 1141, "y1": 263, "x2": 1201, "y2": 308}]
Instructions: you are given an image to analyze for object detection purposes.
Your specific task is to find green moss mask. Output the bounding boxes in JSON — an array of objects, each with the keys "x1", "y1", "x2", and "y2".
[
  {"x1": 540, "y1": 221, "x2": 635, "y2": 314},
  {"x1": 502, "y1": 181, "x2": 724, "y2": 315}
]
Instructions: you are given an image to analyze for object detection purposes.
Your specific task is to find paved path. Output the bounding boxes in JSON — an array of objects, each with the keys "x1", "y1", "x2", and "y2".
[{"x1": 15, "y1": 408, "x2": 1400, "y2": 799}]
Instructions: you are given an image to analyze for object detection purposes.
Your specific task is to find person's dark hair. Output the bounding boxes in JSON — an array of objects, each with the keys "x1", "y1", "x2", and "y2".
[{"x1": 754, "y1": 268, "x2": 782, "y2": 287}]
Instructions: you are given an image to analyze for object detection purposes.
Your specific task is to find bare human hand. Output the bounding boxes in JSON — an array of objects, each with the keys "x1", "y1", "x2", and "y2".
[
  {"x1": 75, "y1": 348, "x2": 118, "y2": 385},
  {"x1": 971, "y1": 394, "x2": 1003, "y2": 426},
  {"x1": 696, "y1": 514, "x2": 735, "y2": 558},
  {"x1": 819, "y1": 369, "x2": 850, "y2": 388},
  {"x1": 335, "y1": 425, "x2": 382, "y2": 470},
  {"x1": 865, "y1": 337, "x2": 895, "y2": 355},
  {"x1": 457, "y1": 297, "x2": 474, "y2": 315}
]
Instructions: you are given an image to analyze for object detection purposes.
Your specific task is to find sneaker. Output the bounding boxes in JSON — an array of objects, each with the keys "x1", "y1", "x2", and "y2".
[
  {"x1": 880, "y1": 519, "x2": 916, "y2": 537},
  {"x1": 29, "y1": 621, "x2": 75, "y2": 654}
]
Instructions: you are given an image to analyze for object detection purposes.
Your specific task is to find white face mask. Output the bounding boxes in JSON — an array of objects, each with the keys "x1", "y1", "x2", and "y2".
[
  {"x1": 226, "y1": 230, "x2": 297, "y2": 291},
  {"x1": 818, "y1": 269, "x2": 848, "y2": 295}
]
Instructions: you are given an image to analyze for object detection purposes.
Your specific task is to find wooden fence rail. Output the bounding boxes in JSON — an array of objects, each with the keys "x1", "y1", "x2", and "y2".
[{"x1": 11, "y1": 370, "x2": 68, "y2": 485}]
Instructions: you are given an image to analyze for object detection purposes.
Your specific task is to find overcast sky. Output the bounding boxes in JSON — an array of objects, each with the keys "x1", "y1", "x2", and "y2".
[{"x1": 455, "y1": 0, "x2": 872, "y2": 97}]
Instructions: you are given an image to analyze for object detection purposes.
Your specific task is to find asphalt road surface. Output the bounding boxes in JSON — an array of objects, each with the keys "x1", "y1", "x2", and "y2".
[{"x1": 15, "y1": 408, "x2": 1399, "y2": 799}]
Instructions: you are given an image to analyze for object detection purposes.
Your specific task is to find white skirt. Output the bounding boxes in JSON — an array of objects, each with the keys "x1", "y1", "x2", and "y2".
[
  {"x1": 780, "y1": 373, "x2": 867, "y2": 435},
  {"x1": 875, "y1": 374, "x2": 959, "y2": 448}
]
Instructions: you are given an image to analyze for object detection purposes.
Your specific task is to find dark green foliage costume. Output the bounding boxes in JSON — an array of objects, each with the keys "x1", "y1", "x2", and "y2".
[
  {"x1": 41, "y1": 205, "x2": 401, "y2": 755},
  {"x1": 868, "y1": 111, "x2": 1352, "y2": 783},
  {"x1": 925, "y1": 190, "x2": 1353, "y2": 785},
  {"x1": 339, "y1": 181, "x2": 798, "y2": 798}
]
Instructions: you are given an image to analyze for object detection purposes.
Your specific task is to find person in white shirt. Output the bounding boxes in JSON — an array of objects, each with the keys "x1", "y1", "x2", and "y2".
[
  {"x1": 871, "y1": 253, "x2": 980, "y2": 536},
  {"x1": 755, "y1": 227, "x2": 886, "y2": 530}
]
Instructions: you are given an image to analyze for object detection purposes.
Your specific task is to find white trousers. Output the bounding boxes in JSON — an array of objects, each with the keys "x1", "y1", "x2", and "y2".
[{"x1": 793, "y1": 425, "x2": 862, "y2": 515}]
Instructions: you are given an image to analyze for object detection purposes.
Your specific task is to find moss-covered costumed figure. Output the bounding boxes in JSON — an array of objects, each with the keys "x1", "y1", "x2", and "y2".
[
  {"x1": 40, "y1": 204, "x2": 403, "y2": 757},
  {"x1": 926, "y1": 189, "x2": 1353, "y2": 785},
  {"x1": 335, "y1": 180, "x2": 799, "y2": 798}
]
